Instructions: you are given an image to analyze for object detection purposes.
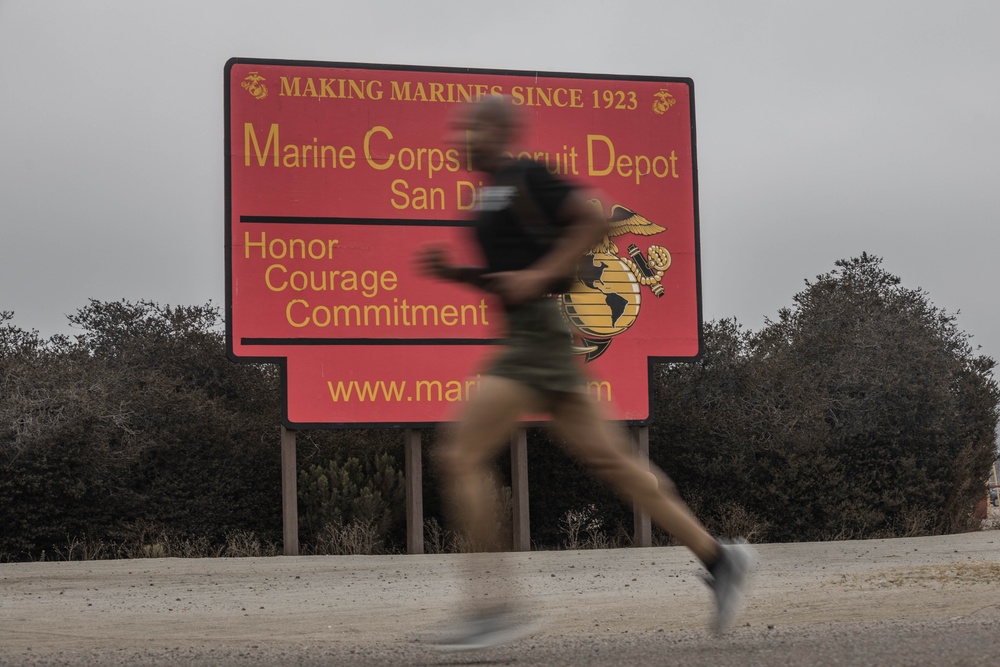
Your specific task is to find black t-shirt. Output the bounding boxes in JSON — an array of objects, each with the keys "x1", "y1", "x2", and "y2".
[{"x1": 473, "y1": 159, "x2": 574, "y2": 275}]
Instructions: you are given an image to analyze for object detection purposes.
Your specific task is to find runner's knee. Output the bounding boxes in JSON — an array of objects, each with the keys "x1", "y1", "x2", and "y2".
[
  {"x1": 653, "y1": 470, "x2": 678, "y2": 496},
  {"x1": 594, "y1": 456, "x2": 676, "y2": 499}
]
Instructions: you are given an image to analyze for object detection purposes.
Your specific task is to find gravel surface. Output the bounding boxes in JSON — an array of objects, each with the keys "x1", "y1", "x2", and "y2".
[{"x1": 3, "y1": 531, "x2": 1000, "y2": 665}]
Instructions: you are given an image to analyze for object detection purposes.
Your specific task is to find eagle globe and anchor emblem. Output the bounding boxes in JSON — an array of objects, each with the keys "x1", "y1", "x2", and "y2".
[
  {"x1": 560, "y1": 201, "x2": 671, "y2": 362},
  {"x1": 241, "y1": 72, "x2": 269, "y2": 100}
]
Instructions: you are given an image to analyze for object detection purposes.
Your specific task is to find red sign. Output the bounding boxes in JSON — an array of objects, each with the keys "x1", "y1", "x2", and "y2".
[{"x1": 225, "y1": 59, "x2": 702, "y2": 427}]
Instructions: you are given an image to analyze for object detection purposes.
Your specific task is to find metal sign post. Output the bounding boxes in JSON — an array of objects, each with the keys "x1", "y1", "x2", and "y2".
[
  {"x1": 511, "y1": 428, "x2": 531, "y2": 551},
  {"x1": 404, "y1": 429, "x2": 424, "y2": 554},
  {"x1": 631, "y1": 425, "x2": 652, "y2": 547},
  {"x1": 279, "y1": 425, "x2": 299, "y2": 555}
]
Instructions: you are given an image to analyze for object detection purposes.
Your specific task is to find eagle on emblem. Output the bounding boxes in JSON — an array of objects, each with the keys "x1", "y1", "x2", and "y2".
[{"x1": 586, "y1": 200, "x2": 666, "y2": 255}]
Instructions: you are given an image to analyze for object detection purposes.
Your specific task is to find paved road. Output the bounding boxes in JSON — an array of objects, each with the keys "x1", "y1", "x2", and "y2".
[
  {"x1": 3, "y1": 531, "x2": 1000, "y2": 666},
  {"x1": 3, "y1": 619, "x2": 999, "y2": 666}
]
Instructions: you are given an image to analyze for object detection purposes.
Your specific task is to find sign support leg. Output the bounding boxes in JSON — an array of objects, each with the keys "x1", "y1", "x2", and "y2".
[
  {"x1": 511, "y1": 428, "x2": 530, "y2": 551},
  {"x1": 280, "y1": 425, "x2": 299, "y2": 556},
  {"x1": 405, "y1": 429, "x2": 424, "y2": 554},
  {"x1": 631, "y1": 425, "x2": 652, "y2": 547}
]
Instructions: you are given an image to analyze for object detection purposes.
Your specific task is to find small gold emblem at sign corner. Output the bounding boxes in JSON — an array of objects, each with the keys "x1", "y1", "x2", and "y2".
[
  {"x1": 652, "y1": 89, "x2": 676, "y2": 115},
  {"x1": 241, "y1": 72, "x2": 268, "y2": 100}
]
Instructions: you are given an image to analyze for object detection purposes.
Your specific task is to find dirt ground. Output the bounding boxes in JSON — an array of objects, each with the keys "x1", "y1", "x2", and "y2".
[{"x1": 3, "y1": 531, "x2": 1000, "y2": 666}]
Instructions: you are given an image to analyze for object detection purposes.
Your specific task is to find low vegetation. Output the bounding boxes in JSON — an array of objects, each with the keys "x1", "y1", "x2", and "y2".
[{"x1": 1, "y1": 255, "x2": 996, "y2": 560}]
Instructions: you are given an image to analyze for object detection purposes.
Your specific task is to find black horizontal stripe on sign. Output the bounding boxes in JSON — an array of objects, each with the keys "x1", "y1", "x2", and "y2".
[
  {"x1": 241, "y1": 338, "x2": 503, "y2": 346},
  {"x1": 239, "y1": 216, "x2": 473, "y2": 227}
]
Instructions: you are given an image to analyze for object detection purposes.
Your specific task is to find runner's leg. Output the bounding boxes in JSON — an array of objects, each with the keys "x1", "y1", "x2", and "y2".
[
  {"x1": 431, "y1": 375, "x2": 545, "y2": 637},
  {"x1": 550, "y1": 391, "x2": 719, "y2": 565},
  {"x1": 438, "y1": 375, "x2": 544, "y2": 552}
]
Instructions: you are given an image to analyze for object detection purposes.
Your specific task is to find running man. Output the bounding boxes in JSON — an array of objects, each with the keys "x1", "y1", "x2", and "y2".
[{"x1": 418, "y1": 96, "x2": 754, "y2": 649}]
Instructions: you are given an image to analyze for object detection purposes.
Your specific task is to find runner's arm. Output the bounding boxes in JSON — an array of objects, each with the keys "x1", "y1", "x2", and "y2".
[{"x1": 417, "y1": 247, "x2": 492, "y2": 290}]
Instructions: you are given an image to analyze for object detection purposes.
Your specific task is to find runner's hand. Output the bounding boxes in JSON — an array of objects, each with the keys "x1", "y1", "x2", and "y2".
[{"x1": 417, "y1": 246, "x2": 452, "y2": 280}]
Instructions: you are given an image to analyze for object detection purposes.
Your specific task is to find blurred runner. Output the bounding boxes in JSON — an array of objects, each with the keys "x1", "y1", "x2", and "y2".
[{"x1": 418, "y1": 96, "x2": 754, "y2": 650}]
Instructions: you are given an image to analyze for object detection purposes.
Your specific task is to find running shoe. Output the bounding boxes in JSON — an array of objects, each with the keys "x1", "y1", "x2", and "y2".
[
  {"x1": 428, "y1": 606, "x2": 540, "y2": 651},
  {"x1": 704, "y1": 538, "x2": 756, "y2": 634}
]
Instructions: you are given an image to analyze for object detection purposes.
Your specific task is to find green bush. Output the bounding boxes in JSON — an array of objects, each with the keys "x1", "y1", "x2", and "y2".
[
  {"x1": 0, "y1": 303, "x2": 283, "y2": 560},
  {"x1": 297, "y1": 453, "x2": 405, "y2": 551},
  {"x1": 652, "y1": 255, "x2": 999, "y2": 542}
]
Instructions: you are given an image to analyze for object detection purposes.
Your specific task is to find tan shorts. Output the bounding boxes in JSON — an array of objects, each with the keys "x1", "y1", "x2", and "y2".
[{"x1": 485, "y1": 297, "x2": 585, "y2": 396}]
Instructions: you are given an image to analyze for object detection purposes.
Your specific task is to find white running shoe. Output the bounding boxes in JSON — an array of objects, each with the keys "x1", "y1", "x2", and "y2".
[
  {"x1": 704, "y1": 538, "x2": 757, "y2": 635},
  {"x1": 427, "y1": 607, "x2": 541, "y2": 651}
]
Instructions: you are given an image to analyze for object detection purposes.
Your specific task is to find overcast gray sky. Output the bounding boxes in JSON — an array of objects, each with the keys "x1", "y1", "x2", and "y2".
[{"x1": 2, "y1": 1, "x2": 998, "y2": 365}]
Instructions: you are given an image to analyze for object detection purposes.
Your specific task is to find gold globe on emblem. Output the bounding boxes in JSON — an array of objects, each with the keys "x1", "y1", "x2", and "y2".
[{"x1": 561, "y1": 252, "x2": 641, "y2": 338}]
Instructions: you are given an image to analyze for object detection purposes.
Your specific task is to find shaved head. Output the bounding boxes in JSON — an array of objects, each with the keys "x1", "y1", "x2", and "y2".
[
  {"x1": 470, "y1": 95, "x2": 520, "y2": 142},
  {"x1": 451, "y1": 95, "x2": 522, "y2": 173}
]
